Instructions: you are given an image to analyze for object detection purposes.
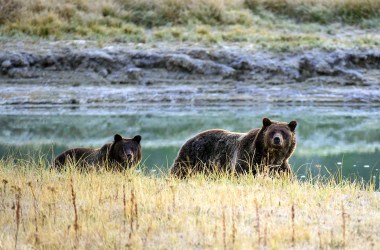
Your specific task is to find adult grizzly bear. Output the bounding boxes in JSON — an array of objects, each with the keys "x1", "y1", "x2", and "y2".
[
  {"x1": 171, "y1": 118, "x2": 297, "y2": 177},
  {"x1": 54, "y1": 134, "x2": 142, "y2": 171}
]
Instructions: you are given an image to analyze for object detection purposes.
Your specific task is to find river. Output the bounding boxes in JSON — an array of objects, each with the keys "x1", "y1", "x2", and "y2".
[{"x1": 0, "y1": 93, "x2": 379, "y2": 189}]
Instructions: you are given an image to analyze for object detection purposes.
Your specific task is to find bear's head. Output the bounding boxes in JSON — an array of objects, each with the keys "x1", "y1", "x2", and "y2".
[
  {"x1": 262, "y1": 117, "x2": 297, "y2": 152},
  {"x1": 110, "y1": 134, "x2": 142, "y2": 168}
]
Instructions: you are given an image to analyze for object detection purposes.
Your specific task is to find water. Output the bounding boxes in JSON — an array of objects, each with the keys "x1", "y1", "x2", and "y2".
[{"x1": 1, "y1": 102, "x2": 379, "y2": 188}]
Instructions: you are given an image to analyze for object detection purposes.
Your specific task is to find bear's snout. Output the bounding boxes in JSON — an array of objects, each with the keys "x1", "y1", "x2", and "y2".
[
  {"x1": 121, "y1": 150, "x2": 134, "y2": 162},
  {"x1": 125, "y1": 152, "x2": 133, "y2": 161},
  {"x1": 274, "y1": 136, "x2": 281, "y2": 145},
  {"x1": 272, "y1": 133, "x2": 283, "y2": 146},
  {"x1": 127, "y1": 153, "x2": 133, "y2": 161}
]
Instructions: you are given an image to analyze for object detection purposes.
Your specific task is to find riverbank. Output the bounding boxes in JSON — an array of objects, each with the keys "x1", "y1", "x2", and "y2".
[
  {"x1": 0, "y1": 160, "x2": 379, "y2": 249},
  {"x1": 1, "y1": 40, "x2": 380, "y2": 105}
]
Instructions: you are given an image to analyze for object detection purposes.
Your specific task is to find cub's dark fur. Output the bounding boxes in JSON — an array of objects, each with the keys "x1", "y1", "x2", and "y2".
[{"x1": 54, "y1": 134, "x2": 142, "y2": 171}]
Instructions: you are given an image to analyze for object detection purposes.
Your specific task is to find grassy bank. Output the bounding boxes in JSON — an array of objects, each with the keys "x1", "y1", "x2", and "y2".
[
  {"x1": 1, "y1": 0, "x2": 379, "y2": 51},
  {"x1": 0, "y1": 157, "x2": 379, "y2": 249}
]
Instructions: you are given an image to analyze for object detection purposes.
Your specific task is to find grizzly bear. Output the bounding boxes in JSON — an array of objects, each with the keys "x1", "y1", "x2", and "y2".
[
  {"x1": 54, "y1": 134, "x2": 142, "y2": 171},
  {"x1": 171, "y1": 118, "x2": 297, "y2": 177}
]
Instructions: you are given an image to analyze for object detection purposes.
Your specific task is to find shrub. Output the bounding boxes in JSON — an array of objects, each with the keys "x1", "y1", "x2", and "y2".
[{"x1": 0, "y1": 0, "x2": 22, "y2": 24}]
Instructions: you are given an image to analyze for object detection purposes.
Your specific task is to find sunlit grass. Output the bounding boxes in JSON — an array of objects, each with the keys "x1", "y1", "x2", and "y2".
[{"x1": 0, "y1": 156, "x2": 379, "y2": 249}]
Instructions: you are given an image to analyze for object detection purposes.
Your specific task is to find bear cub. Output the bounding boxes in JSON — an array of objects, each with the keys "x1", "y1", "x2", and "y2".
[
  {"x1": 54, "y1": 134, "x2": 142, "y2": 171},
  {"x1": 171, "y1": 118, "x2": 297, "y2": 177}
]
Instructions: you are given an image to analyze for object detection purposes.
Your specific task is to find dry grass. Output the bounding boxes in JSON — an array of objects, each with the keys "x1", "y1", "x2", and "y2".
[
  {"x1": 0, "y1": 0, "x2": 379, "y2": 44},
  {"x1": 0, "y1": 157, "x2": 379, "y2": 249},
  {"x1": 0, "y1": 0, "x2": 22, "y2": 24}
]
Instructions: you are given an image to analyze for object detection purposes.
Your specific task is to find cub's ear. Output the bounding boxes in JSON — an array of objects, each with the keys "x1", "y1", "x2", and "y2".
[
  {"x1": 114, "y1": 134, "x2": 123, "y2": 142},
  {"x1": 133, "y1": 135, "x2": 142, "y2": 144},
  {"x1": 262, "y1": 117, "x2": 272, "y2": 127},
  {"x1": 288, "y1": 121, "x2": 297, "y2": 132}
]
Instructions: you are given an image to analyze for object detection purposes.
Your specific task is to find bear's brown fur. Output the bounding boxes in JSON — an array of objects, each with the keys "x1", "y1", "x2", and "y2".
[
  {"x1": 171, "y1": 118, "x2": 297, "y2": 177},
  {"x1": 54, "y1": 134, "x2": 142, "y2": 171}
]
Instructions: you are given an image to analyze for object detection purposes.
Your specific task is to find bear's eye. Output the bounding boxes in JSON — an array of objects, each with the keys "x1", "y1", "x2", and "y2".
[{"x1": 281, "y1": 131, "x2": 288, "y2": 139}]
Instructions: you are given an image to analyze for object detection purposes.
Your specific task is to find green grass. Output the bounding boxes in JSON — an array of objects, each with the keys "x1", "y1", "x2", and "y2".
[
  {"x1": 245, "y1": 0, "x2": 380, "y2": 24},
  {"x1": 0, "y1": 0, "x2": 379, "y2": 51},
  {"x1": 0, "y1": 156, "x2": 379, "y2": 249}
]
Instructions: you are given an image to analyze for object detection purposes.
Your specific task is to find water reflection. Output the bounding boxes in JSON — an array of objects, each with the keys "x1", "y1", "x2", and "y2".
[{"x1": 0, "y1": 103, "x2": 379, "y2": 189}]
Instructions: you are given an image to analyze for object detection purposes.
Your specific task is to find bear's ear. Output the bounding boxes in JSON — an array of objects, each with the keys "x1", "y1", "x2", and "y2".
[
  {"x1": 262, "y1": 117, "x2": 272, "y2": 128},
  {"x1": 114, "y1": 134, "x2": 123, "y2": 142},
  {"x1": 133, "y1": 135, "x2": 141, "y2": 144},
  {"x1": 288, "y1": 121, "x2": 297, "y2": 132}
]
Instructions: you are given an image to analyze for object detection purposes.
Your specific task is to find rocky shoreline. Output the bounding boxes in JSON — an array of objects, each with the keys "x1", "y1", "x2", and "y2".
[{"x1": 1, "y1": 41, "x2": 380, "y2": 105}]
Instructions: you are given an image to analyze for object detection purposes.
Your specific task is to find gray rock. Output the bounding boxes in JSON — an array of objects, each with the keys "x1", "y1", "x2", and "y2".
[
  {"x1": 1, "y1": 60, "x2": 12, "y2": 69},
  {"x1": 165, "y1": 54, "x2": 198, "y2": 73},
  {"x1": 132, "y1": 53, "x2": 166, "y2": 68},
  {"x1": 7, "y1": 67, "x2": 36, "y2": 78},
  {"x1": 98, "y1": 68, "x2": 109, "y2": 77},
  {"x1": 0, "y1": 45, "x2": 379, "y2": 86},
  {"x1": 126, "y1": 67, "x2": 143, "y2": 80},
  {"x1": 40, "y1": 54, "x2": 57, "y2": 67},
  {"x1": 10, "y1": 53, "x2": 30, "y2": 67}
]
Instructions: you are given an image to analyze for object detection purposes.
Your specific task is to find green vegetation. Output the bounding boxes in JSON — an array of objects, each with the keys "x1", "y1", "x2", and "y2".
[
  {"x1": 0, "y1": 156, "x2": 379, "y2": 249},
  {"x1": 245, "y1": 0, "x2": 380, "y2": 24},
  {"x1": 0, "y1": 0, "x2": 379, "y2": 50}
]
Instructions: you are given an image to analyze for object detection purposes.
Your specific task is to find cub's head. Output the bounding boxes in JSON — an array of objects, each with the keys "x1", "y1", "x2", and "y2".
[
  {"x1": 262, "y1": 117, "x2": 297, "y2": 151},
  {"x1": 111, "y1": 134, "x2": 142, "y2": 168}
]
